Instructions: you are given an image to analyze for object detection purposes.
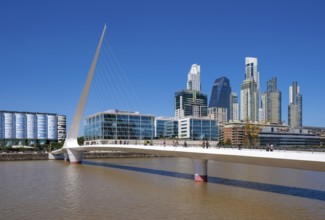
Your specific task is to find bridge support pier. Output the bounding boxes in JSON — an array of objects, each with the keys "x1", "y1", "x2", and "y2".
[
  {"x1": 64, "y1": 152, "x2": 69, "y2": 162},
  {"x1": 67, "y1": 149, "x2": 84, "y2": 164},
  {"x1": 193, "y1": 159, "x2": 208, "y2": 182}
]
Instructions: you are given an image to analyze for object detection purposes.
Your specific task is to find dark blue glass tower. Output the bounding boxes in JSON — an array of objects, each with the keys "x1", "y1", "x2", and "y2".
[{"x1": 209, "y1": 77, "x2": 231, "y2": 120}]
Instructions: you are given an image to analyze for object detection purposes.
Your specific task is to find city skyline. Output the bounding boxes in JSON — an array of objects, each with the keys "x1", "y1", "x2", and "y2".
[{"x1": 1, "y1": 1, "x2": 325, "y2": 128}]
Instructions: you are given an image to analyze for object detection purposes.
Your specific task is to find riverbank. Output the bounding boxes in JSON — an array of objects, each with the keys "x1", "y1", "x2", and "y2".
[{"x1": 0, "y1": 152, "x2": 161, "y2": 161}]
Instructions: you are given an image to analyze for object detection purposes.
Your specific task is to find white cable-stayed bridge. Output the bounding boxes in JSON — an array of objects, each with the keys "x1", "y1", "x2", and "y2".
[{"x1": 50, "y1": 25, "x2": 325, "y2": 182}]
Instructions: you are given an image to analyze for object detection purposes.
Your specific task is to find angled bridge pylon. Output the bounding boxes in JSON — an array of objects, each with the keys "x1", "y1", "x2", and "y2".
[{"x1": 62, "y1": 25, "x2": 106, "y2": 163}]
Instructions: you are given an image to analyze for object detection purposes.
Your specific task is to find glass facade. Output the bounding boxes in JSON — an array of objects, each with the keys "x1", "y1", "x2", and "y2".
[
  {"x1": 190, "y1": 118, "x2": 218, "y2": 140},
  {"x1": 209, "y1": 77, "x2": 231, "y2": 121},
  {"x1": 179, "y1": 118, "x2": 218, "y2": 141},
  {"x1": 259, "y1": 132, "x2": 320, "y2": 147},
  {"x1": 155, "y1": 118, "x2": 178, "y2": 138},
  {"x1": 85, "y1": 110, "x2": 155, "y2": 141}
]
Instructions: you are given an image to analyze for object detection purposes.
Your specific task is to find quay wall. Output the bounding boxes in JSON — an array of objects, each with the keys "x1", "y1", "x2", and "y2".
[
  {"x1": 0, "y1": 152, "x2": 161, "y2": 161},
  {"x1": 0, "y1": 153, "x2": 48, "y2": 161}
]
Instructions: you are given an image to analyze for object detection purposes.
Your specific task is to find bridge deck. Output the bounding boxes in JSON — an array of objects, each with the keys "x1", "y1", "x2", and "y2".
[{"x1": 52, "y1": 144, "x2": 325, "y2": 172}]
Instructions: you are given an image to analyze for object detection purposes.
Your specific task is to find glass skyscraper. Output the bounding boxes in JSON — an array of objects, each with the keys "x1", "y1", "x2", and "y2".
[{"x1": 209, "y1": 76, "x2": 231, "y2": 121}]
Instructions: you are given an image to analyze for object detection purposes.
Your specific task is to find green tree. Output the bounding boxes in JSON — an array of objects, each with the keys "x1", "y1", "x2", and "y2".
[
  {"x1": 225, "y1": 139, "x2": 232, "y2": 146},
  {"x1": 78, "y1": 136, "x2": 85, "y2": 145},
  {"x1": 50, "y1": 141, "x2": 63, "y2": 151},
  {"x1": 244, "y1": 117, "x2": 260, "y2": 148}
]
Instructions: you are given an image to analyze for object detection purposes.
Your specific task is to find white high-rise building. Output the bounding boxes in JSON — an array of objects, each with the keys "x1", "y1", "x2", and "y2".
[
  {"x1": 245, "y1": 57, "x2": 259, "y2": 90},
  {"x1": 240, "y1": 78, "x2": 259, "y2": 122},
  {"x1": 187, "y1": 64, "x2": 201, "y2": 92},
  {"x1": 240, "y1": 57, "x2": 260, "y2": 122}
]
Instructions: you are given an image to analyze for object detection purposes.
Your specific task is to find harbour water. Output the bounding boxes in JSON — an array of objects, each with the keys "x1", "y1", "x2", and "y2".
[{"x1": 0, "y1": 157, "x2": 324, "y2": 219}]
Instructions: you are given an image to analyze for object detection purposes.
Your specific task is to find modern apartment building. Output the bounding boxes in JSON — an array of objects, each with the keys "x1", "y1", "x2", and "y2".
[
  {"x1": 288, "y1": 81, "x2": 302, "y2": 128},
  {"x1": 260, "y1": 77, "x2": 282, "y2": 124}
]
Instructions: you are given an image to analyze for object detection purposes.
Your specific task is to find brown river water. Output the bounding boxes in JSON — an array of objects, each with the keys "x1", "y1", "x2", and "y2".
[{"x1": 0, "y1": 157, "x2": 324, "y2": 220}]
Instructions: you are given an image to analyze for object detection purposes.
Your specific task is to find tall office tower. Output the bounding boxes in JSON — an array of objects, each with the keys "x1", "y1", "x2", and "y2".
[
  {"x1": 187, "y1": 64, "x2": 201, "y2": 92},
  {"x1": 260, "y1": 93, "x2": 267, "y2": 123},
  {"x1": 175, "y1": 90, "x2": 208, "y2": 119},
  {"x1": 267, "y1": 77, "x2": 281, "y2": 124},
  {"x1": 209, "y1": 76, "x2": 231, "y2": 121},
  {"x1": 288, "y1": 81, "x2": 302, "y2": 128},
  {"x1": 241, "y1": 57, "x2": 260, "y2": 122},
  {"x1": 230, "y1": 93, "x2": 239, "y2": 121}
]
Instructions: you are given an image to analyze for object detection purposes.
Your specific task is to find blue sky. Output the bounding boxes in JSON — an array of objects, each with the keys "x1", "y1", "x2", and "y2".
[{"x1": 1, "y1": 0, "x2": 325, "y2": 129}]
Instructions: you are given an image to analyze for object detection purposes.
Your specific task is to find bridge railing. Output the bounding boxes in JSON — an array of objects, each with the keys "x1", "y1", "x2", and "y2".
[{"x1": 83, "y1": 139, "x2": 325, "y2": 153}]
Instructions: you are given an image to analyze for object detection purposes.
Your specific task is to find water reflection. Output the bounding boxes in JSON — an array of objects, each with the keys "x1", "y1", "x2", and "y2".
[
  {"x1": 62, "y1": 164, "x2": 83, "y2": 216},
  {"x1": 83, "y1": 160, "x2": 325, "y2": 201}
]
